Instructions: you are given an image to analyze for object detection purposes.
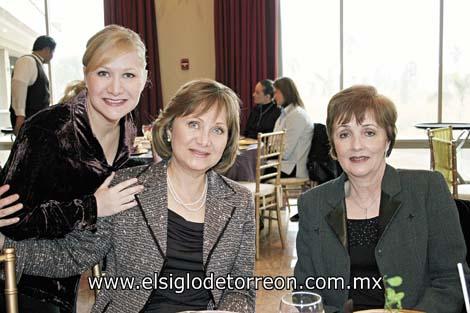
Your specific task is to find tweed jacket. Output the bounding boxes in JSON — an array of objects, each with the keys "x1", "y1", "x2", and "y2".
[
  {"x1": 273, "y1": 104, "x2": 313, "y2": 178},
  {"x1": 7, "y1": 161, "x2": 256, "y2": 312},
  {"x1": 294, "y1": 165, "x2": 467, "y2": 313}
]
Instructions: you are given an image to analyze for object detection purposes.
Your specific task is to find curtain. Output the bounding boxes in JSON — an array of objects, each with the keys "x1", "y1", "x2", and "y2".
[
  {"x1": 214, "y1": 0, "x2": 278, "y2": 132},
  {"x1": 104, "y1": 0, "x2": 163, "y2": 133}
]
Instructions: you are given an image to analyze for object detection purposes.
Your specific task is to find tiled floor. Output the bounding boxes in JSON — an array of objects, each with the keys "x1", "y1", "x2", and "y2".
[{"x1": 76, "y1": 204, "x2": 299, "y2": 313}]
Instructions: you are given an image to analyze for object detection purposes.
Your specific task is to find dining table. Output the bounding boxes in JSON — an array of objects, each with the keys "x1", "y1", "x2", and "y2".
[
  {"x1": 224, "y1": 137, "x2": 258, "y2": 182},
  {"x1": 415, "y1": 122, "x2": 470, "y2": 130},
  {"x1": 129, "y1": 136, "x2": 158, "y2": 165}
]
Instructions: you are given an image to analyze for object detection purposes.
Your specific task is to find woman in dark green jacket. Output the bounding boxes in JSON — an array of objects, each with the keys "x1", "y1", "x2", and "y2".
[{"x1": 295, "y1": 85, "x2": 467, "y2": 313}]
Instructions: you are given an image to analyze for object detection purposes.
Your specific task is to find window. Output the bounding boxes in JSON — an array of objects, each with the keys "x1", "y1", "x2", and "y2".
[
  {"x1": 281, "y1": 0, "x2": 468, "y2": 140},
  {"x1": 442, "y1": 0, "x2": 470, "y2": 122},
  {"x1": 0, "y1": 0, "x2": 46, "y2": 36},
  {"x1": 280, "y1": 0, "x2": 339, "y2": 124},
  {"x1": 48, "y1": 0, "x2": 103, "y2": 103},
  {"x1": 0, "y1": 0, "x2": 103, "y2": 125},
  {"x1": 343, "y1": 0, "x2": 438, "y2": 139}
]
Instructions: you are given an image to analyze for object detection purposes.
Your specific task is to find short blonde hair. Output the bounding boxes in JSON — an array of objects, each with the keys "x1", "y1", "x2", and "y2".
[
  {"x1": 153, "y1": 79, "x2": 240, "y2": 173},
  {"x1": 326, "y1": 85, "x2": 397, "y2": 158},
  {"x1": 60, "y1": 25, "x2": 147, "y2": 103}
]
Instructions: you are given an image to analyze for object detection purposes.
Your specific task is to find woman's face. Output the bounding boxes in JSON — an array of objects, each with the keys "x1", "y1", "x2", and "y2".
[
  {"x1": 332, "y1": 111, "x2": 389, "y2": 181},
  {"x1": 85, "y1": 51, "x2": 146, "y2": 124},
  {"x1": 274, "y1": 87, "x2": 285, "y2": 106},
  {"x1": 169, "y1": 104, "x2": 229, "y2": 175}
]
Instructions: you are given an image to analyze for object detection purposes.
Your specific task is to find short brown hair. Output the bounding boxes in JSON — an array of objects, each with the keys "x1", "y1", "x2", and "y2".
[
  {"x1": 153, "y1": 79, "x2": 240, "y2": 173},
  {"x1": 274, "y1": 77, "x2": 304, "y2": 107},
  {"x1": 326, "y1": 85, "x2": 397, "y2": 157}
]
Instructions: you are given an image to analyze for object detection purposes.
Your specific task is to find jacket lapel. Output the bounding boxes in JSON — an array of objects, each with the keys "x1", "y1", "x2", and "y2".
[
  {"x1": 135, "y1": 162, "x2": 168, "y2": 257},
  {"x1": 326, "y1": 173, "x2": 348, "y2": 249},
  {"x1": 378, "y1": 165, "x2": 403, "y2": 237},
  {"x1": 203, "y1": 171, "x2": 236, "y2": 265},
  {"x1": 326, "y1": 204, "x2": 348, "y2": 249},
  {"x1": 133, "y1": 163, "x2": 239, "y2": 264},
  {"x1": 324, "y1": 165, "x2": 403, "y2": 248}
]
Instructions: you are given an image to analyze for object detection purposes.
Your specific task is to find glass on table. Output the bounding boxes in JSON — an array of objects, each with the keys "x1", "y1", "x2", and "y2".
[
  {"x1": 279, "y1": 291, "x2": 324, "y2": 313},
  {"x1": 141, "y1": 124, "x2": 153, "y2": 141}
]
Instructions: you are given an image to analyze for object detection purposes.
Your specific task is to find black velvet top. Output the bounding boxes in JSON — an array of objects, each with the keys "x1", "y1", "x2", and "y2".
[
  {"x1": 143, "y1": 210, "x2": 210, "y2": 313},
  {"x1": 0, "y1": 89, "x2": 136, "y2": 309}
]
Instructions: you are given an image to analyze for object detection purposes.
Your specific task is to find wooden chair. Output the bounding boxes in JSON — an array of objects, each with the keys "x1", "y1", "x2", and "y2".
[
  {"x1": 427, "y1": 127, "x2": 470, "y2": 200},
  {"x1": 0, "y1": 248, "x2": 18, "y2": 313},
  {"x1": 277, "y1": 177, "x2": 313, "y2": 212},
  {"x1": 92, "y1": 264, "x2": 103, "y2": 297},
  {"x1": 239, "y1": 131, "x2": 285, "y2": 259}
]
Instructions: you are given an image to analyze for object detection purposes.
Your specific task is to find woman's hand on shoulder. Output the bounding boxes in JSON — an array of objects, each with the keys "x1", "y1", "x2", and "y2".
[
  {"x1": 94, "y1": 172, "x2": 144, "y2": 217},
  {"x1": 0, "y1": 184, "x2": 22, "y2": 228}
]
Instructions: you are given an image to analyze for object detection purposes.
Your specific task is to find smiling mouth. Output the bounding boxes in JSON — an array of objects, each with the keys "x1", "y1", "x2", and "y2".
[
  {"x1": 350, "y1": 156, "x2": 369, "y2": 162},
  {"x1": 103, "y1": 98, "x2": 127, "y2": 106},
  {"x1": 190, "y1": 149, "x2": 210, "y2": 157}
]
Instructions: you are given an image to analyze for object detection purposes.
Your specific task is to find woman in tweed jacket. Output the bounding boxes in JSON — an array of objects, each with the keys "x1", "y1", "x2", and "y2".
[{"x1": 2, "y1": 79, "x2": 256, "y2": 313}]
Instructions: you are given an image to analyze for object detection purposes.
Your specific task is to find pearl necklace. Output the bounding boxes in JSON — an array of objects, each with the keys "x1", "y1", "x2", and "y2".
[{"x1": 167, "y1": 172, "x2": 208, "y2": 212}]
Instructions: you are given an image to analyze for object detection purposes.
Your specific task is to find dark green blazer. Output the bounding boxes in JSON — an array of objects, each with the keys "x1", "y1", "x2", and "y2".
[{"x1": 294, "y1": 165, "x2": 467, "y2": 313}]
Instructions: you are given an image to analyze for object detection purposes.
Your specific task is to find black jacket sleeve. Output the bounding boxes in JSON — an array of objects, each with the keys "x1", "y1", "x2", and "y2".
[{"x1": 0, "y1": 125, "x2": 97, "y2": 240}]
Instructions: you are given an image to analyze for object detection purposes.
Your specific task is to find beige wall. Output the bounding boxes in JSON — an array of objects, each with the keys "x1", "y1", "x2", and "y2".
[{"x1": 155, "y1": 0, "x2": 215, "y2": 106}]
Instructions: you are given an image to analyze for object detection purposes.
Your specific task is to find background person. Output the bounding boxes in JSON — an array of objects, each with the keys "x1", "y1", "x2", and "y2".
[
  {"x1": 10, "y1": 35, "x2": 56, "y2": 135},
  {"x1": 1, "y1": 79, "x2": 256, "y2": 313},
  {"x1": 294, "y1": 85, "x2": 467, "y2": 312},
  {"x1": 273, "y1": 77, "x2": 313, "y2": 179},
  {"x1": 244, "y1": 79, "x2": 281, "y2": 139},
  {"x1": 0, "y1": 25, "x2": 146, "y2": 312}
]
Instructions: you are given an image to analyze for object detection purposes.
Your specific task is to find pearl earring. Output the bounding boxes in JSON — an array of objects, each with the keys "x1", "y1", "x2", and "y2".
[{"x1": 167, "y1": 132, "x2": 171, "y2": 142}]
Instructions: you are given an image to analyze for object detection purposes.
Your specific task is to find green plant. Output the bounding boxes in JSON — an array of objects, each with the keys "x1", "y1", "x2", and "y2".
[{"x1": 384, "y1": 276, "x2": 404, "y2": 313}]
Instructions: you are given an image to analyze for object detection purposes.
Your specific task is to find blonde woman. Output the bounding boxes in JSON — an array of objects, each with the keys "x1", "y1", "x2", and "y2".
[{"x1": 0, "y1": 25, "x2": 146, "y2": 312}]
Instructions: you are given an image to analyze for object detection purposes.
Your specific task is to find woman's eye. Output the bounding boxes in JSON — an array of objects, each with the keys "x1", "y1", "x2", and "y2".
[
  {"x1": 97, "y1": 71, "x2": 109, "y2": 77},
  {"x1": 123, "y1": 73, "x2": 136, "y2": 78},
  {"x1": 338, "y1": 132, "x2": 349, "y2": 139},
  {"x1": 187, "y1": 121, "x2": 199, "y2": 129},
  {"x1": 212, "y1": 127, "x2": 225, "y2": 135},
  {"x1": 365, "y1": 130, "x2": 376, "y2": 137}
]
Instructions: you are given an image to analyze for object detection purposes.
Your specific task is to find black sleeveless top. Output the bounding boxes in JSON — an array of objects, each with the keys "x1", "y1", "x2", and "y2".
[{"x1": 143, "y1": 210, "x2": 211, "y2": 313}]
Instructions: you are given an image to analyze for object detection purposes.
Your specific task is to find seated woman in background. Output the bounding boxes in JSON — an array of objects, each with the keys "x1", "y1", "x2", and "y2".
[
  {"x1": 273, "y1": 77, "x2": 313, "y2": 179},
  {"x1": 244, "y1": 79, "x2": 281, "y2": 139},
  {"x1": 2, "y1": 79, "x2": 256, "y2": 313},
  {"x1": 0, "y1": 25, "x2": 145, "y2": 312},
  {"x1": 294, "y1": 85, "x2": 467, "y2": 313}
]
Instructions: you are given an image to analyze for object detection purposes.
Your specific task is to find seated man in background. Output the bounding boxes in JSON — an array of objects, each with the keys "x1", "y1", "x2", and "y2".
[{"x1": 244, "y1": 79, "x2": 281, "y2": 139}]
